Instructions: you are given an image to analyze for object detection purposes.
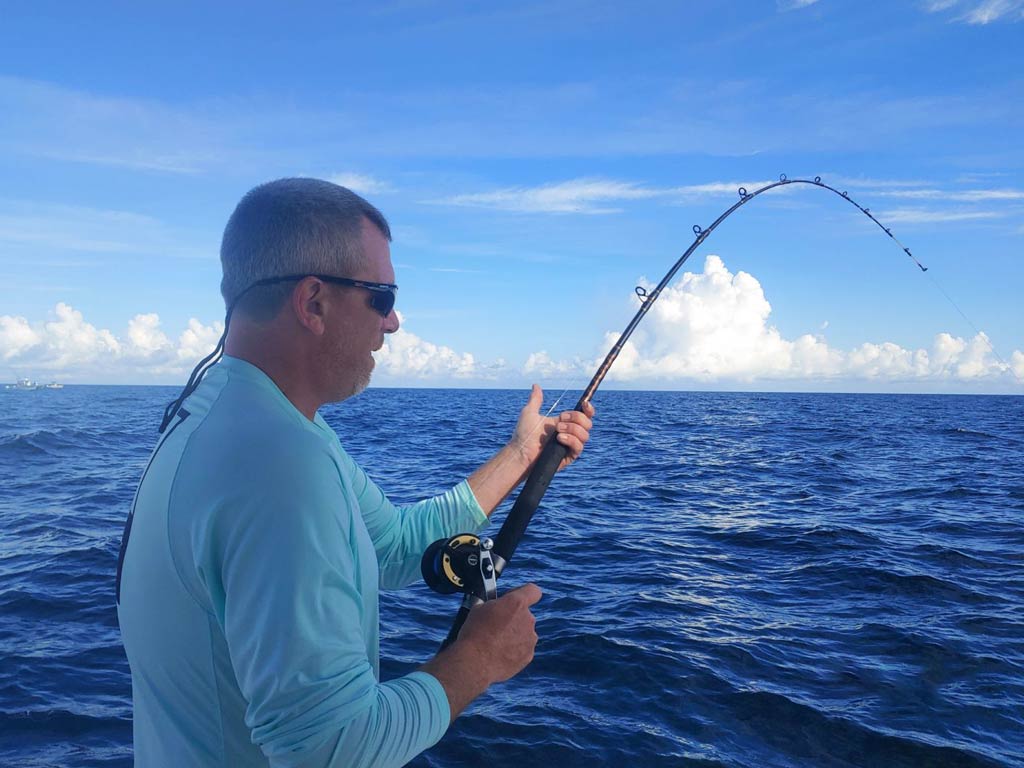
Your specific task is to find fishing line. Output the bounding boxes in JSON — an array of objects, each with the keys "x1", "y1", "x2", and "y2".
[
  {"x1": 922, "y1": 271, "x2": 1022, "y2": 384},
  {"x1": 427, "y1": 173, "x2": 1021, "y2": 648}
]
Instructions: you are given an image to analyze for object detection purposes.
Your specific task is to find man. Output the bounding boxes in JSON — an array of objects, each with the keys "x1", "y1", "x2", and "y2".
[{"x1": 116, "y1": 178, "x2": 595, "y2": 767}]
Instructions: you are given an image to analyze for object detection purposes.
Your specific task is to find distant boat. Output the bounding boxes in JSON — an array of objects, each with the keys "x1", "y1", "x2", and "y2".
[{"x1": 2, "y1": 378, "x2": 61, "y2": 390}]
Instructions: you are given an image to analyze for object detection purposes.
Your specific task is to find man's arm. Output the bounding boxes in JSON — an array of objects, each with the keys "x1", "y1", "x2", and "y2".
[
  {"x1": 420, "y1": 583, "x2": 542, "y2": 721},
  {"x1": 207, "y1": 443, "x2": 453, "y2": 768},
  {"x1": 349, "y1": 385, "x2": 593, "y2": 589},
  {"x1": 468, "y1": 384, "x2": 595, "y2": 515}
]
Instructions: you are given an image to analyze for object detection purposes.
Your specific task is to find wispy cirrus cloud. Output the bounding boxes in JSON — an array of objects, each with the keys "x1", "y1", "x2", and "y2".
[
  {"x1": 431, "y1": 178, "x2": 661, "y2": 214},
  {"x1": 925, "y1": 0, "x2": 1024, "y2": 23},
  {"x1": 876, "y1": 208, "x2": 1006, "y2": 224},
  {"x1": 777, "y1": 0, "x2": 820, "y2": 10},
  {"x1": 327, "y1": 172, "x2": 394, "y2": 195},
  {"x1": 670, "y1": 181, "x2": 779, "y2": 197},
  {"x1": 826, "y1": 176, "x2": 933, "y2": 190},
  {"x1": 428, "y1": 175, "x2": 1023, "y2": 228},
  {"x1": 0, "y1": 76, "x2": 225, "y2": 174},
  {"x1": 0, "y1": 200, "x2": 214, "y2": 261},
  {"x1": 30, "y1": 149, "x2": 204, "y2": 175},
  {"x1": 869, "y1": 188, "x2": 1024, "y2": 202},
  {"x1": 429, "y1": 177, "x2": 776, "y2": 214},
  {"x1": 819, "y1": 177, "x2": 1024, "y2": 226},
  {"x1": 3, "y1": 71, "x2": 1022, "y2": 174}
]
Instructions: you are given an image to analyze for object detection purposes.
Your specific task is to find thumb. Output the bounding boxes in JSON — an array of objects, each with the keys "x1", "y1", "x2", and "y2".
[{"x1": 521, "y1": 383, "x2": 543, "y2": 415}]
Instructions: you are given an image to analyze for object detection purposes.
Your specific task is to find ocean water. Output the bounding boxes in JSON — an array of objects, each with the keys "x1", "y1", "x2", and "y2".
[{"x1": 1, "y1": 385, "x2": 1022, "y2": 768}]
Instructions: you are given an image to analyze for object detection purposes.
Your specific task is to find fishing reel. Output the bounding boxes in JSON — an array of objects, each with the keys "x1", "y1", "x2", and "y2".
[{"x1": 421, "y1": 533, "x2": 498, "y2": 603}]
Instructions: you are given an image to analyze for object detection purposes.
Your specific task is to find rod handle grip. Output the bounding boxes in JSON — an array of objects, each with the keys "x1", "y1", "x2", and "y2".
[{"x1": 493, "y1": 435, "x2": 569, "y2": 565}]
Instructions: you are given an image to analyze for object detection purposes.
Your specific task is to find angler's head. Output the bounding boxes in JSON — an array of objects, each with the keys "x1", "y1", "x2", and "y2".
[{"x1": 221, "y1": 178, "x2": 400, "y2": 404}]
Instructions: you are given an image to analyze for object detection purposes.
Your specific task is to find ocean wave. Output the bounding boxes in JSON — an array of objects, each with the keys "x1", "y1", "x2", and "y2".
[
  {"x1": 780, "y1": 562, "x2": 998, "y2": 604},
  {"x1": 716, "y1": 689, "x2": 1006, "y2": 768},
  {"x1": 0, "y1": 428, "x2": 117, "y2": 459}
]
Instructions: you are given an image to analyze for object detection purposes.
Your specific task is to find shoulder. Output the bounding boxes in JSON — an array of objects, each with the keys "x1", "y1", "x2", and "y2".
[
  {"x1": 172, "y1": 388, "x2": 353, "y2": 535},
  {"x1": 195, "y1": 379, "x2": 340, "y2": 477}
]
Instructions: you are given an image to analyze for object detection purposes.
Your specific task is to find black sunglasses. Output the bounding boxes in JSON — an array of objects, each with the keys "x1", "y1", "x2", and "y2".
[{"x1": 252, "y1": 273, "x2": 398, "y2": 317}]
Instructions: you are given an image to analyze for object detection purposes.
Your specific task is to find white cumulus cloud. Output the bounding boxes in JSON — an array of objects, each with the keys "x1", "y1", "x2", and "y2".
[
  {"x1": 524, "y1": 351, "x2": 584, "y2": 378},
  {"x1": 1012, "y1": 350, "x2": 1024, "y2": 379},
  {"x1": 597, "y1": 255, "x2": 840, "y2": 381},
  {"x1": 524, "y1": 255, "x2": 1022, "y2": 390},
  {"x1": 126, "y1": 313, "x2": 172, "y2": 355},
  {"x1": 0, "y1": 315, "x2": 41, "y2": 360},
  {"x1": 374, "y1": 312, "x2": 478, "y2": 379},
  {"x1": 0, "y1": 303, "x2": 222, "y2": 381},
  {"x1": 41, "y1": 303, "x2": 122, "y2": 368},
  {"x1": 175, "y1": 318, "x2": 224, "y2": 364},
  {"x1": 0, "y1": 304, "x2": 486, "y2": 385}
]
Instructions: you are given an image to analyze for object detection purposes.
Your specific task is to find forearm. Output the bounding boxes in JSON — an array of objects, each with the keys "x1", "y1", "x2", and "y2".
[
  {"x1": 466, "y1": 443, "x2": 532, "y2": 516},
  {"x1": 419, "y1": 639, "x2": 493, "y2": 722},
  {"x1": 291, "y1": 674, "x2": 452, "y2": 768}
]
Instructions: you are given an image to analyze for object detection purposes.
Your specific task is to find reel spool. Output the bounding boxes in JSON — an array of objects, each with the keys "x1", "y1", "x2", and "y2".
[{"x1": 421, "y1": 533, "x2": 497, "y2": 602}]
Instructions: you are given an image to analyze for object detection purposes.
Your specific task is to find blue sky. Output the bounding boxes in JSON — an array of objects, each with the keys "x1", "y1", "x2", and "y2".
[{"x1": 1, "y1": 1, "x2": 1022, "y2": 392}]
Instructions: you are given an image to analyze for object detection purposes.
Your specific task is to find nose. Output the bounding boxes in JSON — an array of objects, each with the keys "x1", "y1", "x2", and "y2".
[{"x1": 383, "y1": 309, "x2": 400, "y2": 334}]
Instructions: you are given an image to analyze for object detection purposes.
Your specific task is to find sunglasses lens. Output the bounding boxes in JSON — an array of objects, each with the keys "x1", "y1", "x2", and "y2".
[{"x1": 371, "y1": 290, "x2": 395, "y2": 317}]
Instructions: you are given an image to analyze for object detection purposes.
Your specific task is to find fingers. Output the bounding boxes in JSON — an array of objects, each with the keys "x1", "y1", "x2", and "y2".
[
  {"x1": 555, "y1": 408, "x2": 591, "y2": 459},
  {"x1": 555, "y1": 420, "x2": 589, "y2": 446},
  {"x1": 505, "y1": 582, "x2": 542, "y2": 607},
  {"x1": 558, "y1": 409, "x2": 593, "y2": 432},
  {"x1": 556, "y1": 432, "x2": 586, "y2": 458}
]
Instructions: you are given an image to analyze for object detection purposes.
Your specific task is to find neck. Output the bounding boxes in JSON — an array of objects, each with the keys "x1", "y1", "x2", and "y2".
[{"x1": 224, "y1": 319, "x2": 322, "y2": 421}]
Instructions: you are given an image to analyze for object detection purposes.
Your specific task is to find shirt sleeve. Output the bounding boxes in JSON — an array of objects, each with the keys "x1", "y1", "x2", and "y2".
[
  {"x1": 336, "y1": 446, "x2": 489, "y2": 590},
  {"x1": 199, "y1": 440, "x2": 450, "y2": 767}
]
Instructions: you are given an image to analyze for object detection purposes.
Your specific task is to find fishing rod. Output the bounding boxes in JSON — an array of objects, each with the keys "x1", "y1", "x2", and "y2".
[{"x1": 421, "y1": 174, "x2": 928, "y2": 648}]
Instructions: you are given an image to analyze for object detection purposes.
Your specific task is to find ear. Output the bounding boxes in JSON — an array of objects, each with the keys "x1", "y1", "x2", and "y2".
[{"x1": 291, "y1": 277, "x2": 328, "y2": 336}]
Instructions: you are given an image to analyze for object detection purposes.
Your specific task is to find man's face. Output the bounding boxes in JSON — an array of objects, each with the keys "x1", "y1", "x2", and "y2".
[{"x1": 320, "y1": 218, "x2": 400, "y2": 402}]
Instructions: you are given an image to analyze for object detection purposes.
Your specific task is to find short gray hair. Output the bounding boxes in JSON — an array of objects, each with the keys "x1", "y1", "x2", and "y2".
[{"x1": 220, "y1": 178, "x2": 391, "y2": 321}]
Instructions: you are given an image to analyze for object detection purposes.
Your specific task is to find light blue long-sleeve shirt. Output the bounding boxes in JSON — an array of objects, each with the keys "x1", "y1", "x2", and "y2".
[{"x1": 117, "y1": 355, "x2": 487, "y2": 766}]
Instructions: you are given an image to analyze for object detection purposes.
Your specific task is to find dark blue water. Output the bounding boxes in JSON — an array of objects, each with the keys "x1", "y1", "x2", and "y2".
[{"x1": 1, "y1": 387, "x2": 1022, "y2": 767}]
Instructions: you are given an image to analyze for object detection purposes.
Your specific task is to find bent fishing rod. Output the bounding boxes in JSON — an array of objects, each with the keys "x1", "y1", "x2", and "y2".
[{"x1": 421, "y1": 175, "x2": 927, "y2": 648}]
